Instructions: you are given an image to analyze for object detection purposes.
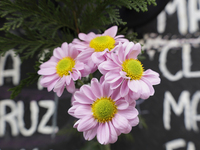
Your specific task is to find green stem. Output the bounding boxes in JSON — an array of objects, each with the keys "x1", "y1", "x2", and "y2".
[
  {"x1": 78, "y1": 79, "x2": 84, "y2": 86},
  {"x1": 72, "y1": 10, "x2": 79, "y2": 34},
  {"x1": 70, "y1": 0, "x2": 79, "y2": 34},
  {"x1": 89, "y1": 73, "x2": 93, "y2": 80},
  {"x1": 104, "y1": 144, "x2": 111, "y2": 150}
]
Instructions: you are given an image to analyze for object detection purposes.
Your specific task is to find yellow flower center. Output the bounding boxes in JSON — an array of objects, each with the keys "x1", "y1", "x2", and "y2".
[
  {"x1": 56, "y1": 57, "x2": 75, "y2": 77},
  {"x1": 89, "y1": 35, "x2": 115, "y2": 52},
  {"x1": 92, "y1": 97, "x2": 117, "y2": 123},
  {"x1": 122, "y1": 59, "x2": 144, "y2": 80}
]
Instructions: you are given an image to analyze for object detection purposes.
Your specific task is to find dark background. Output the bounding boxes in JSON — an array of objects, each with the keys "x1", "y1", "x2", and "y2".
[{"x1": 2, "y1": 0, "x2": 200, "y2": 150}]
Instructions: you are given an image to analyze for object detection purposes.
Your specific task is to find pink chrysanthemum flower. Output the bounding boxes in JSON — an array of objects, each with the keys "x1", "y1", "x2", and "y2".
[
  {"x1": 98, "y1": 42, "x2": 161, "y2": 100},
  {"x1": 38, "y1": 42, "x2": 85, "y2": 97},
  {"x1": 68, "y1": 78, "x2": 139, "y2": 145},
  {"x1": 73, "y1": 26, "x2": 128, "y2": 69}
]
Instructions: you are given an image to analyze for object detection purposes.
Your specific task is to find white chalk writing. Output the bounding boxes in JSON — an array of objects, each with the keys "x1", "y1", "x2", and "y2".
[{"x1": 0, "y1": 99, "x2": 58, "y2": 137}]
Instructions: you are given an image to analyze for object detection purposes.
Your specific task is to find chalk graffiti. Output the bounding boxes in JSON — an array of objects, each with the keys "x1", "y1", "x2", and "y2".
[
  {"x1": 0, "y1": 49, "x2": 21, "y2": 86},
  {"x1": 0, "y1": 99, "x2": 58, "y2": 137}
]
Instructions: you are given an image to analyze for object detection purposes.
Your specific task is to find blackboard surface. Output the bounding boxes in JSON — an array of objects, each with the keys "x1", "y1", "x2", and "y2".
[
  {"x1": 130, "y1": 0, "x2": 200, "y2": 149},
  {"x1": 1, "y1": 0, "x2": 200, "y2": 150}
]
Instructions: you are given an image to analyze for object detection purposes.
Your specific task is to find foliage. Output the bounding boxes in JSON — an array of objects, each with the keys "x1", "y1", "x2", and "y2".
[{"x1": 0, "y1": 0, "x2": 156, "y2": 98}]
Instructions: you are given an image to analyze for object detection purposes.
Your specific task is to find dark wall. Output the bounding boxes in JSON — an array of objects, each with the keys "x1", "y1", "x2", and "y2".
[{"x1": 2, "y1": 0, "x2": 200, "y2": 150}]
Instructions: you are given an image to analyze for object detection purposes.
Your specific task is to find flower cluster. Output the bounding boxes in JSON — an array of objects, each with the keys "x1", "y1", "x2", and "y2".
[{"x1": 38, "y1": 26, "x2": 160, "y2": 145}]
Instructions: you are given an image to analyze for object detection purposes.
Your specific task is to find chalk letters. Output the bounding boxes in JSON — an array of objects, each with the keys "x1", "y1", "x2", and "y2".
[
  {"x1": 165, "y1": 139, "x2": 196, "y2": 150},
  {"x1": 17, "y1": 101, "x2": 39, "y2": 136},
  {"x1": 0, "y1": 49, "x2": 21, "y2": 86},
  {"x1": 157, "y1": 0, "x2": 200, "y2": 35},
  {"x1": 0, "y1": 99, "x2": 58, "y2": 137},
  {"x1": 163, "y1": 91, "x2": 191, "y2": 130},
  {"x1": 37, "y1": 100, "x2": 58, "y2": 134}
]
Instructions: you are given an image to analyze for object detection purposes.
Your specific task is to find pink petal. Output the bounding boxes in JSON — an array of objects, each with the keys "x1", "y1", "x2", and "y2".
[
  {"x1": 40, "y1": 61, "x2": 57, "y2": 69},
  {"x1": 115, "y1": 38, "x2": 129, "y2": 44},
  {"x1": 68, "y1": 43, "x2": 78, "y2": 59},
  {"x1": 73, "y1": 120, "x2": 80, "y2": 128},
  {"x1": 78, "y1": 32, "x2": 95, "y2": 42},
  {"x1": 110, "y1": 77, "x2": 123, "y2": 89},
  {"x1": 80, "y1": 85, "x2": 96, "y2": 101},
  {"x1": 61, "y1": 42, "x2": 69, "y2": 56},
  {"x1": 74, "y1": 105, "x2": 92, "y2": 118},
  {"x1": 71, "y1": 70, "x2": 81, "y2": 80},
  {"x1": 127, "y1": 43, "x2": 141, "y2": 59},
  {"x1": 112, "y1": 114, "x2": 131, "y2": 134},
  {"x1": 77, "y1": 49, "x2": 93, "y2": 62},
  {"x1": 74, "y1": 62, "x2": 84, "y2": 70},
  {"x1": 98, "y1": 60, "x2": 119, "y2": 73},
  {"x1": 78, "y1": 33, "x2": 87, "y2": 41},
  {"x1": 46, "y1": 77, "x2": 60, "y2": 92},
  {"x1": 40, "y1": 74, "x2": 58, "y2": 85},
  {"x1": 74, "y1": 44, "x2": 87, "y2": 51},
  {"x1": 71, "y1": 100, "x2": 79, "y2": 106},
  {"x1": 115, "y1": 35, "x2": 124, "y2": 38},
  {"x1": 87, "y1": 32, "x2": 97, "y2": 40},
  {"x1": 128, "y1": 80, "x2": 141, "y2": 93},
  {"x1": 129, "y1": 117, "x2": 139, "y2": 127},
  {"x1": 120, "y1": 80, "x2": 129, "y2": 97},
  {"x1": 102, "y1": 81, "x2": 113, "y2": 97},
  {"x1": 83, "y1": 124, "x2": 98, "y2": 141},
  {"x1": 91, "y1": 78, "x2": 103, "y2": 98},
  {"x1": 66, "y1": 79, "x2": 75, "y2": 93},
  {"x1": 129, "y1": 99, "x2": 136, "y2": 107},
  {"x1": 100, "y1": 75, "x2": 105, "y2": 84},
  {"x1": 139, "y1": 80, "x2": 151, "y2": 99},
  {"x1": 104, "y1": 71, "x2": 121, "y2": 83},
  {"x1": 97, "y1": 123, "x2": 110, "y2": 145},
  {"x1": 68, "y1": 105, "x2": 77, "y2": 117},
  {"x1": 55, "y1": 84, "x2": 65, "y2": 97},
  {"x1": 53, "y1": 47, "x2": 64, "y2": 59},
  {"x1": 96, "y1": 50, "x2": 107, "y2": 56},
  {"x1": 77, "y1": 115, "x2": 98, "y2": 132},
  {"x1": 91, "y1": 52, "x2": 106, "y2": 65},
  {"x1": 54, "y1": 76, "x2": 65, "y2": 89},
  {"x1": 111, "y1": 52, "x2": 122, "y2": 66},
  {"x1": 111, "y1": 86, "x2": 121, "y2": 101},
  {"x1": 115, "y1": 128, "x2": 121, "y2": 136},
  {"x1": 49, "y1": 56, "x2": 59, "y2": 63},
  {"x1": 120, "y1": 71, "x2": 129, "y2": 79},
  {"x1": 127, "y1": 91, "x2": 140, "y2": 102},
  {"x1": 80, "y1": 62, "x2": 97, "y2": 77},
  {"x1": 38, "y1": 68, "x2": 56, "y2": 75},
  {"x1": 53, "y1": 77, "x2": 66, "y2": 97},
  {"x1": 143, "y1": 69, "x2": 161, "y2": 85},
  {"x1": 115, "y1": 99, "x2": 129, "y2": 110},
  {"x1": 103, "y1": 26, "x2": 117, "y2": 37},
  {"x1": 118, "y1": 106, "x2": 138, "y2": 119},
  {"x1": 65, "y1": 74, "x2": 71, "y2": 85},
  {"x1": 117, "y1": 43, "x2": 125, "y2": 63},
  {"x1": 74, "y1": 91, "x2": 93, "y2": 104},
  {"x1": 72, "y1": 38, "x2": 80, "y2": 44},
  {"x1": 124, "y1": 42, "x2": 134, "y2": 60},
  {"x1": 141, "y1": 77, "x2": 155, "y2": 95},
  {"x1": 108, "y1": 121, "x2": 118, "y2": 143}
]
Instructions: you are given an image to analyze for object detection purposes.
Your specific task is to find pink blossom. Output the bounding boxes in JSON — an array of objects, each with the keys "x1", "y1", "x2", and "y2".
[
  {"x1": 72, "y1": 26, "x2": 128, "y2": 73},
  {"x1": 98, "y1": 42, "x2": 160, "y2": 100},
  {"x1": 38, "y1": 42, "x2": 86, "y2": 97},
  {"x1": 68, "y1": 78, "x2": 139, "y2": 145}
]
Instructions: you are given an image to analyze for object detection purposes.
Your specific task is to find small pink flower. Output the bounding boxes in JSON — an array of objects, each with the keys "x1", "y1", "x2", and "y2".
[
  {"x1": 68, "y1": 78, "x2": 139, "y2": 145},
  {"x1": 72, "y1": 26, "x2": 128, "y2": 72},
  {"x1": 98, "y1": 42, "x2": 160, "y2": 100},
  {"x1": 38, "y1": 42, "x2": 86, "y2": 97}
]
